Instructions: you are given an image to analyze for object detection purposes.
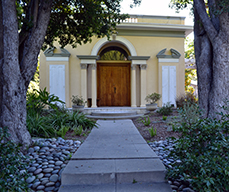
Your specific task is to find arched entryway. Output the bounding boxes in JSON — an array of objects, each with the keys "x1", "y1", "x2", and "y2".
[{"x1": 97, "y1": 44, "x2": 131, "y2": 107}]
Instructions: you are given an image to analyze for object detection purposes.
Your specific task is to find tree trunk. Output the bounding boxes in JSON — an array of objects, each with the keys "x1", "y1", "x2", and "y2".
[
  {"x1": 194, "y1": 0, "x2": 229, "y2": 119},
  {"x1": 194, "y1": 6, "x2": 213, "y2": 118},
  {"x1": 208, "y1": 36, "x2": 229, "y2": 118},
  {"x1": 0, "y1": 0, "x2": 52, "y2": 149},
  {"x1": 0, "y1": 0, "x2": 31, "y2": 149}
]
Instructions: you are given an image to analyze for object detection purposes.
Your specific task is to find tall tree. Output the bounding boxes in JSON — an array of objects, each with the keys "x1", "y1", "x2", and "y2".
[
  {"x1": 170, "y1": 0, "x2": 229, "y2": 118},
  {"x1": 0, "y1": 0, "x2": 141, "y2": 149}
]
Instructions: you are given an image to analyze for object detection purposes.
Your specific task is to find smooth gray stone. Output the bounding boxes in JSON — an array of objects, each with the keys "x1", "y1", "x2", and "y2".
[
  {"x1": 45, "y1": 182, "x2": 55, "y2": 187},
  {"x1": 34, "y1": 146, "x2": 40, "y2": 151},
  {"x1": 43, "y1": 168, "x2": 53, "y2": 173},
  {"x1": 28, "y1": 167, "x2": 36, "y2": 173},
  {"x1": 37, "y1": 173, "x2": 44, "y2": 179},
  {"x1": 32, "y1": 181, "x2": 41, "y2": 189},
  {"x1": 34, "y1": 168, "x2": 42, "y2": 175},
  {"x1": 52, "y1": 170, "x2": 59, "y2": 174},
  {"x1": 55, "y1": 161, "x2": 63, "y2": 166},
  {"x1": 50, "y1": 174, "x2": 58, "y2": 182},
  {"x1": 37, "y1": 185, "x2": 45, "y2": 190},
  {"x1": 45, "y1": 186, "x2": 55, "y2": 191},
  {"x1": 41, "y1": 179, "x2": 49, "y2": 185},
  {"x1": 26, "y1": 176, "x2": 36, "y2": 184}
]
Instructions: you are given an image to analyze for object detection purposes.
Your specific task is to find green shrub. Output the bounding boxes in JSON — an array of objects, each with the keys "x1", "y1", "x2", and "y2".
[
  {"x1": 166, "y1": 102, "x2": 229, "y2": 192},
  {"x1": 157, "y1": 102, "x2": 173, "y2": 116},
  {"x1": 26, "y1": 88, "x2": 97, "y2": 138},
  {"x1": 0, "y1": 127, "x2": 30, "y2": 192}
]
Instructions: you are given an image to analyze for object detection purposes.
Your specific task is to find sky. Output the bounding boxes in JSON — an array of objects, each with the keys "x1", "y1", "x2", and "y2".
[{"x1": 120, "y1": 0, "x2": 194, "y2": 26}]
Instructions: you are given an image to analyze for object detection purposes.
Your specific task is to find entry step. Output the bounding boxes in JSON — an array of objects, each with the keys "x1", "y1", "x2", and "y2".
[{"x1": 59, "y1": 183, "x2": 172, "y2": 192}]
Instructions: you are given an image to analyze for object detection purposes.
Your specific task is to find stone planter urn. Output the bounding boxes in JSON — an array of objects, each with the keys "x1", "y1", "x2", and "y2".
[
  {"x1": 146, "y1": 103, "x2": 158, "y2": 111},
  {"x1": 72, "y1": 104, "x2": 84, "y2": 112}
]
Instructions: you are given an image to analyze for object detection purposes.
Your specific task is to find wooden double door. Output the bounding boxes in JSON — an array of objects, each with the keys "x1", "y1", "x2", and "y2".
[{"x1": 97, "y1": 62, "x2": 131, "y2": 107}]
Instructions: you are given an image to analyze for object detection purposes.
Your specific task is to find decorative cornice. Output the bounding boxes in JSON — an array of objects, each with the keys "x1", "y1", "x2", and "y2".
[
  {"x1": 80, "y1": 63, "x2": 88, "y2": 69},
  {"x1": 77, "y1": 55, "x2": 99, "y2": 60},
  {"x1": 156, "y1": 48, "x2": 181, "y2": 59},
  {"x1": 44, "y1": 47, "x2": 71, "y2": 57},
  {"x1": 128, "y1": 56, "x2": 150, "y2": 60}
]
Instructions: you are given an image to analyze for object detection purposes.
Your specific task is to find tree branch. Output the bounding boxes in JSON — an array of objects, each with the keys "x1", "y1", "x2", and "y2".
[
  {"x1": 194, "y1": 0, "x2": 218, "y2": 43},
  {"x1": 19, "y1": 0, "x2": 39, "y2": 64},
  {"x1": 208, "y1": 0, "x2": 220, "y2": 32},
  {"x1": 194, "y1": 5, "x2": 213, "y2": 118},
  {"x1": 20, "y1": 0, "x2": 52, "y2": 84}
]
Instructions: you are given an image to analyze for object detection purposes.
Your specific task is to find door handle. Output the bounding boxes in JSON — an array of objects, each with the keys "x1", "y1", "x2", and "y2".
[{"x1": 114, "y1": 87, "x2": 116, "y2": 93}]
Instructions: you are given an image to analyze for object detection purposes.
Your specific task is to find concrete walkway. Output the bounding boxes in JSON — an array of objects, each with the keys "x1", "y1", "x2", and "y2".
[{"x1": 58, "y1": 120, "x2": 172, "y2": 192}]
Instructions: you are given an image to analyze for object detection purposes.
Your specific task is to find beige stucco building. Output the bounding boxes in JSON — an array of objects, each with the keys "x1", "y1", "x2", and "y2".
[{"x1": 39, "y1": 14, "x2": 192, "y2": 109}]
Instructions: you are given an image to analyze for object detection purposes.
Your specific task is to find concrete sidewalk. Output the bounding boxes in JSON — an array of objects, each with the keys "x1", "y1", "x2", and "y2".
[{"x1": 59, "y1": 120, "x2": 172, "y2": 192}]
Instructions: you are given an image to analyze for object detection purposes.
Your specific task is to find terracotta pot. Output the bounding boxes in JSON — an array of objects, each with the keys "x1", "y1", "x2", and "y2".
[
  {"x1": 72, "y1": 104, "x2": 84, "y2": 112},
  {"x1": 146, "y1": 103, "x2": 158, "y2": 111}
]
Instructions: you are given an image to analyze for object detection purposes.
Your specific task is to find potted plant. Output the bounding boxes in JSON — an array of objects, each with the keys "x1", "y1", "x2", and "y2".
[
  {"x1": 71, "y1": 95, "x2": 86, "y2": 112},
  {"x1": 145, "y1": 93, "x2": 161, "y2": 111}
]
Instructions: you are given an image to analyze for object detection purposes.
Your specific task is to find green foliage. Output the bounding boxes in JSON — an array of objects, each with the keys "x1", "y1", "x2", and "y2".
[
  {"x1": 73, "y1": 125, "x2": 83, "y2": 136},
  {"x1": 185, "y1": 37, "x2": 195, "y2": 59},
  {"x1": 132, "y1": 179, "x2": 137, "y2": 184},
  {"x1": 16, "y1": 0, "x2": 141, "y2": 50},
  {"x1": 57, "y1": 125, "x2": 70, "y2": 138},
  {"x1": 27, "y1": 61, "x2": 40, "y2": 94},
  {"x1": 71, "y1": 95, "x2": 86, "y2": 105},
  {"x1": 0, "y1": 127, "x2": 30, "y2": 192},
  {"x1": 145, "y1": 93, "x2": 161, "y2": 104},
  {"x1": 141, "y1": 116, "x2": 151, "y2": 126},
  {"x1": 162, "y1": 115, "x2": 167, "y2": 121},
  {"x1": 157, "y1": 102, "x2": 173, "y2": 116},
  {"x1": 26, "y1": 88, "x2": 97, "y2": 138},
  {"x1": 26, "y1": 114, "x2": 56, "y2": 138},
  {"x1": 148, "y1": 126, "x2": 157, "y2": 137},
  {"x1": 26, "y1": 88, "x2": 65, "y2": 116},
  {"x1": 176, "y1": 92, "x2": 198, "y2": 108},
  {"x1": 166, "y1": 102, "x2": 229, "y2": 192}
]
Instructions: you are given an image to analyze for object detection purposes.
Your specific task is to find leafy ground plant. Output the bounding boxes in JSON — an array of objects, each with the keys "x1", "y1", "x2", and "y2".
[
  {"x1": 148, "y1": 126, "x2": 157, "y2": 137},
  {"x1": 26, "y1": 89, "x2": 97, "y2": 138},
  {"x1": 162, "y1": 115, "x2": 167, "y2": 121},
  {"x1": 0, "y1": 127, "x2": 30, "y2": 192},
  {"x1": 166, "y1": 102, "x2": 229, "y2": 192},
  {"x1": 141, "y1": 116, "x2": 151, "y2": 126},
  {"x1": 157, "y1": 102, "x2": 173, "y2": 116}
]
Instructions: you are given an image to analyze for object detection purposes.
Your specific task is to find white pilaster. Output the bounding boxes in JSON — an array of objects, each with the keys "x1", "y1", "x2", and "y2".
[
  {"x1": 91, "y1": 64, "x2": 97, "y2": 108},
  {"x1": 131, "y1": 65, "x2": 137, "y2": 107},
  {"x1": 80, "y1": 63, "x2": 88, "y2": 107},
  {"x1": 140, "y1": 64, "x2": 147, "y2": 107}
]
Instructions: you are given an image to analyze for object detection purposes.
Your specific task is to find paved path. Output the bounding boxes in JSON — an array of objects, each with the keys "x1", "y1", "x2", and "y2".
[{"x1": 59, "y1": 120, "x2": 172, "y2": 192}]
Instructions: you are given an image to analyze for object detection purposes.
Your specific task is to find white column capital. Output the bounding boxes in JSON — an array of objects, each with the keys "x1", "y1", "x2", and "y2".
[
  {"x1": 91, "y1": 63, "x2": 97, "y2": 70},
  {"x1": 140, "y1": 64, "x2": 147, "y2": 70},
  {"x1": 131, "y1": 64, "x2": 137, "y2": 70},
  {"x1": 80, "y1": 63, "x2": 88, "y2": 69}
]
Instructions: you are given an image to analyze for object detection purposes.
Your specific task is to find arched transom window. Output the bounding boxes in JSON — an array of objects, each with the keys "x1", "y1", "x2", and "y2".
[{"x1": 99, "y1": 46, "x2": 128, "y2": 61}]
